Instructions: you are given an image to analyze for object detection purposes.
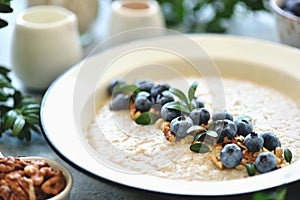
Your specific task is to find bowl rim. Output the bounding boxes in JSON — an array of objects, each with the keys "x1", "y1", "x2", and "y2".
[
  {"x1": 40, "y1": 34, "x2": 300, "y2": 196},
  {"x1": 270, "y1": 0, "x2": 300, "y2": 22},
  {"x1": 20, "y1": 156, "x2": 73, "y2": 200}
]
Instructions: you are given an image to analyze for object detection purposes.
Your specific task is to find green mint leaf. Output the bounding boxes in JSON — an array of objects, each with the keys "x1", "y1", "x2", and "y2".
[
  {"x1": 25, "y1": 113, "x2": 40, "y2": 125},
  {"x1": 12, "y1": 116, "x2": 25, "y2": 136},
  {"x1": 193, "y1": 132, "x2": 206, "y2": 142},
  {"x1": 3, "y1": 109, "x2": 17, "y2": 129},
  {"x1": 246, "y1": 162, "x2": 256, "y2": 176},
  {"x1": 190, "y1": 143, "x2": 210, "y2": 153},
  {"x1": 206, "y1": 130, "x2": 218, "y2": 138},
  {"x1": 135, "y1": 112, "x2": 160, "y2": 125},
  {"x1": 165, "y1": 101, "x2": 190, "y2": 114},
  {"x1": 21, "y1": 104, "x2": 40, "y2": 115},
  {"x1": 169, "y1": 88, "x2": 189, "y2": 105},
  {"x1": 188, "y1": 81, "x2": 198, "y2": 102},
  {"x1": 284, "y1": 148, "x2": 292, "y2": 163},
  {"x1": 187, "y1": 125, "x2": 207, "y2": 135}
]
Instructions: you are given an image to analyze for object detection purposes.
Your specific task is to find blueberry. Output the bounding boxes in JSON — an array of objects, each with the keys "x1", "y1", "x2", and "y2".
[
  {"x1": 170, "y1": 116, "x2": 193, "y2": 138},
  {"x1": 134, "y1": 79, "x2": 154, "y2": 92},
  {"x1": 234, "y1": 118, "x2": 253, "y2": 137},
  {"x1": 150, "y1": 83, "x2": 170, "y2": 98},
  {"x1": 156, "y1": 90, "x2": 174, "y2": 106},
  {"x1": 136, "y1": 91, "x2": 151, "y2": 98},
  {"x1": 135, "y1": 95, "x2": 153, "y2": 112},
  {"x1": 260, "y1": 132, "x2": 281, "y2": 151},
  {"x1": 189, "y1": 108, "x2": 210, "y2": 125},
  {"x1": 108, "y1": 78, "x2": 127, "y2": 96},
  {"x1": 110, "y1": 93, "x2": 130, "y2": 110},
  {"x1": 244, "y1": 132, "x2": 264, "y2": 152},
  {"x1": 160, "y1": 103, "x2": 182, "y2": 122},
  {"x1": 191, "y1": 97, "x2": 205, "y2": 108},
  {"x1": 220, "y1": 144, "x2": 243, "y2": 168},
  {"x1": 209, "y1": 119, "x2": 237, "y2": 143},
  {"x1": 255, "y1": 152, "x2": 277, "y2": 173},
  {"x1": 212, "y1": 110, "x2": 233, "y2": 121}
]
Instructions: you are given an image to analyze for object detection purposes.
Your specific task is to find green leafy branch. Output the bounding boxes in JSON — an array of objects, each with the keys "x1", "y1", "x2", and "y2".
[
  {"x1": 0, "y1": 0, "x2": 12, "y2": 28},
  {"x1": 157, "y1": 0, "x2": 268, "y2": 33},
  {"x1": 0, "y1": 67, "x2": 41, "y2": 141}
]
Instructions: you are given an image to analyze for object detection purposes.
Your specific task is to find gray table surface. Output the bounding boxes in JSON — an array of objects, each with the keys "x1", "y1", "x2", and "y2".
[{"x1": 0, "y1": 1, "x2": 299, "y2": 200}]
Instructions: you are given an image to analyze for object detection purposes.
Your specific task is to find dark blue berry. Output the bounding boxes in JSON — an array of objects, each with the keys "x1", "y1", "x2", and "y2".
[
  {"x1": 234, "y1": 118, "x2": 253, "y2": 137},
  {"x1": 209, "y1": 119, "x2": 237, "y2": 143},
  {"x1": 170, "y1": 116, "x2": 193, "y2": 138},
  {"x1": 260, "y1": 132, "x2": 281, "y2": 151},
  {"x1": 212, "y1": 110, "x2": 233, "y2": 121},
  {"x1": 160, "y1": 103, "x2": 181, "y2": 122},
  {"x1": 189, "y1": 108, "x2": 210, "y2": 125},
  {"x1": 255, "y1": 152, "x2": 277, "y2": 173},
  {"x1": 150, "y1": 83, "x2": 170, "y2": 98},
  {"x1": 135, "y1": 95, "x2": 153, "y2": 112},
  {"x1": 108, "y1": 78, "x2": 127, "y2": 96},
  {"x1": 220, "y1": 144, "x2": 243, "y2": 168},
  {"x1": 156, "y1": 90, "x2": 174, "y2": 106},
  {"x1": 134, "y1": 79, "x2": 154, "y2": 92},
  {"x1": 136, "y1": 91, "x2": 151, "y2": 98},
  {"x1": 244, "y1": 132, "x2": 264, "y2": 152},
  {"x1": 191, "y1": 97, "x2": 205, "y2": 108},
  {"x1": 110, "y1": 93, "x2": 130, "y2": 110}
]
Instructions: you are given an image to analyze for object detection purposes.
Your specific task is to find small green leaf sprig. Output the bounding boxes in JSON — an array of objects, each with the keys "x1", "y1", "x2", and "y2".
[
  {"x1": 188, "y1": 125, "x2": 218, "y2": 153},
  {"x1": 165, "y1": 81, "x2": 199, "y2": 114},
  {"x1": 0, "y1": 67, "x2": 41, "y2": 140}
]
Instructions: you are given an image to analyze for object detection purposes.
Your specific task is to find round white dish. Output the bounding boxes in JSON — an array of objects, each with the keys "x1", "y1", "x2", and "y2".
[{"x1": 40, "y1": 34, "x2": 300, "y2": 196}]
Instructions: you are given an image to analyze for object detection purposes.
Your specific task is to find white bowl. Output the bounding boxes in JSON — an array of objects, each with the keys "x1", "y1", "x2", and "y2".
[
  {"x1": 20, "y1": 157, "x2": 73, "y2": 200},
  {"x1": 41, "y1": 34, "x2": 300, "y2": 196},
  {"x1": 270, "y1": 0, "x2": 300, "y2": 48}
]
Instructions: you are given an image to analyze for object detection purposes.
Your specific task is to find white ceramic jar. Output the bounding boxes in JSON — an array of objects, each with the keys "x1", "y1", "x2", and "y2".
[
  {"x1": 108, "y1": 0, "x2": 165, "y2": 36},
  {"x1": 11, "y1": 5, "x2": 82, "y2": 91},
  {"x1": 26, "y1": 0, "x2": 99, "y2": 35}
]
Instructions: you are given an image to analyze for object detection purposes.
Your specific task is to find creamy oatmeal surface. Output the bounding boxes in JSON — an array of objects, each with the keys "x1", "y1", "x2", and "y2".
[{"x1": 86, "y1": 78, "x2": 300, "y2": 181}]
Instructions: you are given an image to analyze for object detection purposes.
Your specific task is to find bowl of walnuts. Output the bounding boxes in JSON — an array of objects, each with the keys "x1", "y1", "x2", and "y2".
[
  {"x1": 0, "y1": 156, "x2": 73, "y2": 200},
  {"x1": 270, "y1": 0, "x2": 300, "y2": 48}
]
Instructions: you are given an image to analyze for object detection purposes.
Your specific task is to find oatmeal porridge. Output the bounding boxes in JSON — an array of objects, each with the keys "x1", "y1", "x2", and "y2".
[{"x1": 86, "y1": 78, "x2": 300, "y2": 181}]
